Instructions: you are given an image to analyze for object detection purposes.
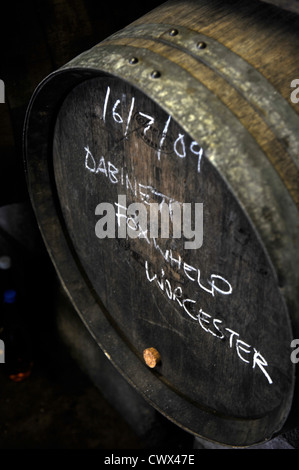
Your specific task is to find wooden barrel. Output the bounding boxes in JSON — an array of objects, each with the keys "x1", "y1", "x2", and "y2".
[{"x1": 24, "y1": 0, "x2": 299, "y2": 447}]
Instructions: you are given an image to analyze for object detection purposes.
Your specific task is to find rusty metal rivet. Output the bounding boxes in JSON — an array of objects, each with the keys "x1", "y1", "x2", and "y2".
[
  {"x1": 197, "y1": 41, "x2": 207, "y2": 49},
  {"x1": 143, "y1": 347, "x2": 161, "y2": 368},
  {"x1": 151, "y1": 70, "x2": 161, "y2": 79},
  {"x1": 169, "y1": 28, "x2": 179, "y2": 36},
  {"x1": 129, "y1": 57, "x2": 139, "y2": 65}
]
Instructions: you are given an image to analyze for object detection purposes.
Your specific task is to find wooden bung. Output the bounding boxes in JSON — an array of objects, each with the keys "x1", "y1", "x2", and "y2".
[{"x1": 143, "y1": 348, "x2": 161, "y2": 368}]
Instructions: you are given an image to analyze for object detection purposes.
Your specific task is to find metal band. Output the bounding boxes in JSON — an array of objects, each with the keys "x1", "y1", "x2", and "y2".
[{"x1": 107, "y1": 23, "x2": 299, "y2": 170}]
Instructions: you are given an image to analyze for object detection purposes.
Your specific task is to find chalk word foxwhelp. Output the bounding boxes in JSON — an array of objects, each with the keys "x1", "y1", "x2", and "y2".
[{"x1": 95, "y1": 195, "x2": 203, "y2": 250}]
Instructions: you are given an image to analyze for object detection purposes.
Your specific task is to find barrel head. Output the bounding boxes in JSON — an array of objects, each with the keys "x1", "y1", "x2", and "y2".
[{"x1": 40, "y1": 75, "x2": 294, "y2": 446}]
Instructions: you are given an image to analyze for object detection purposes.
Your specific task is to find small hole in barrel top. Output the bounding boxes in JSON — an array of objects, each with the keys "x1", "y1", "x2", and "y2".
[{"x1": 197, "y1": 41, "x2": 207, "y2": 49}]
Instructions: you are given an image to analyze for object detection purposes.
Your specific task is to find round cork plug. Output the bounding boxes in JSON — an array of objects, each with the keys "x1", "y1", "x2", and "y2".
[{"x1": 143, "y1": 347, "x2": 161, "y2": 368}]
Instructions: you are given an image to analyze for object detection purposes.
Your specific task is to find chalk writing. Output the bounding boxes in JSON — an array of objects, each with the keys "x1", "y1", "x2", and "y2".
[
  {"x1": 145, "y1": 260, "x2": 273, "y2": 385},
  {"x1": 125, "y1": 97, "x2": 135, "y2": 136},
  {"x1": 144, "y1": 246, "x2": 233, "y2": 297},
  {"x1": 85, "y1": 87, "x2": 274, "y2": 386},
  {"x1": 165, "y1": 250, "x2": 232, "y2": 297},
  {"x1": 85, "y1": 146, "x2": 231, "y2": 293},
  {"x1": 158, "y1": 115, "x2": 172, "y2": 160},
  {"x1": 99, "y1": 85, "x2": 204, "y2": 171},
  {"x1": 84, "y1": 146, "x2": 180, "y2": 207},
  {"x1": 102, "y1": 85, "x2": 110, "y2": 122},
  {"x1": 84, "y1": 146, "x2": 119, "y2": 184}
]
